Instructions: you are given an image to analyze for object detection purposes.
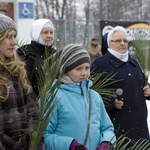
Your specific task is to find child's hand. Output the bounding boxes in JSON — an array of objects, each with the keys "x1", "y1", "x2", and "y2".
[
  {"x1": 96, "y1": 141, "x2": 112, "y2": 150},
  {"x1": 70, "y1": 140, "x2": 88, "y2": 150}
]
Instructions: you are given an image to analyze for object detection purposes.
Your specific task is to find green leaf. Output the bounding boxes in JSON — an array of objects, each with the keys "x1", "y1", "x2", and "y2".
[
  {"x1": 132, "y1": 32, "x2": 150, "y2": 83},
  {"x1": 29, "y1": 49, "x2": 63, "y2": 149},
  {"x1": 90, "y1": 72, "x2": 122, "y2": 106}
]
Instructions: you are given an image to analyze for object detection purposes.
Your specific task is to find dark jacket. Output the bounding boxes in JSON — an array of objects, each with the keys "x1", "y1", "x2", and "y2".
[
  {"x1": 91, "y1": 51, "x2": 149, "y2": 141},
  {"x1": 17, "y1": 41, "x2": 56, "y2": 97}
]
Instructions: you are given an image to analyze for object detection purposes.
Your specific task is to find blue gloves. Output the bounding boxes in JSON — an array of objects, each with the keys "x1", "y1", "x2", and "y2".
[{"x1": 69, "y1": 140, "x2": 88, "y2": 150}]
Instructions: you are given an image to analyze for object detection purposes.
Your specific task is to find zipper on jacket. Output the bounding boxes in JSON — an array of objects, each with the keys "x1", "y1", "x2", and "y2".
[{"x1": 80, "y1": 82, "x2": 84, "y2": 96}]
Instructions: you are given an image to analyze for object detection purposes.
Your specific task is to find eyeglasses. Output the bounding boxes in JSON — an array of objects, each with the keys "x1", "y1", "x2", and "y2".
[{"x1": 110, "y1": 39, "x2": 129, "y2": 44}]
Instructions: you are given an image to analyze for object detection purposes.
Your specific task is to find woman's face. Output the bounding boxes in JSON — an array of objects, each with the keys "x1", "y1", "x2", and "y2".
[
  {"x1": 109, "y1": 31, "x2": 128, "y2": 54},
  {"x1": 0, "y1": 30, "x2": 17, "y2": 58},
  {"x1": 66, "y1": 63, "x2": 90, "y2": 83},
  {"x1": 40, "y1": 27, "x2": 54, "y2": 46}
]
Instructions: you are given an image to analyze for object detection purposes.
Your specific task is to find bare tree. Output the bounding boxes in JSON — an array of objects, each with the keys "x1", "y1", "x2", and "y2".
[{"x1": 34, "y1": 0, "x2": 150, "y2": 49}]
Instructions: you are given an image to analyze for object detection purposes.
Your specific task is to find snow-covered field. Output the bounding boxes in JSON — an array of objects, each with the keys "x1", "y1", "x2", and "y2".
[{"x1": 146, "y1": 100, "x2": 150, "y2": 135}]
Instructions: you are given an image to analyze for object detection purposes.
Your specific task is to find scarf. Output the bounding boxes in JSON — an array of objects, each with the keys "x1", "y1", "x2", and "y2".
[
  {"x1": 108, "y1": 48, "x2": 128, "y2": 62},
  {"x1": 61, "y1": 75, "x2": 75, "y2": 84}
]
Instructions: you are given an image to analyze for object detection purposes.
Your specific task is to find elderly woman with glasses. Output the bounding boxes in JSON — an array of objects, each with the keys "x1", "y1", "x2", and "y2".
[{"x1": 91, "y1": 26, "x2": 150, "y2": 144}]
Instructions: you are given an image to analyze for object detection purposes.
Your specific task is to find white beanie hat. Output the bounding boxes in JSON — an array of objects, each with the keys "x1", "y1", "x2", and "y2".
[
  {"x1": 30, "y1": 18, "x2": 54, "y2": 42},
  {"x1": 107, "y1": 26, "x2": 127, "y2": 46}
]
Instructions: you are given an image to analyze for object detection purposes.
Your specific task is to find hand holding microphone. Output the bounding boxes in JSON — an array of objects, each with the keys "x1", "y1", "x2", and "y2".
[
  {"x1": 114, "y1": 88, "x2": 124, "y2": 109},
  {"x1": 116, "y1": 88, "x2": 123, "y2": 101}
]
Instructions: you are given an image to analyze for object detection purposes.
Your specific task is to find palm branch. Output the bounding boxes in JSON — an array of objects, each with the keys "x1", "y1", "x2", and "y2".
[
  {"x1": 16, "y1": 39, "x2": 29, "y2": 56},
  {"x1": 111, "y1": 135, "x2": 150, "y2": 150},
  {"x1": 16, "y1": 41, "x2": 62, "y2": 149},
  {"x1": 29, "y1": 50, "x2": 62, "y2": 149},
  {"x1": 90, "y1": 72, "x2": 122, "y2": 106},
  {"x1": 132, "y1": 32, "x2": 150, "y2": 84}
]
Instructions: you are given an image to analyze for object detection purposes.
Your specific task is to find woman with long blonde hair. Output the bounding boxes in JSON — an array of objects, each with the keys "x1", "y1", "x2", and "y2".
[{"x1": 0, "y1": 14, "x2": 43, "y2": 150}]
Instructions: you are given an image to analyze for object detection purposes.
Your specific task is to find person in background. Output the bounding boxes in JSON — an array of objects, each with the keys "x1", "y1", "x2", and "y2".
[
  {"x1": 91, "y1": 26, "x2": 150, "y2": 142},
  {"x1": 0, "y1": 14, "x2": 44, "y2": 149},
  {"x1": 87, "y1": 38, "x2": 102, "y2": 63},
  {"x1": 43, "y1": 44, "x2": 116, "y2": 150},
  {"x1": 17, "y1": 18, "x2": 56, "y2": 97}
]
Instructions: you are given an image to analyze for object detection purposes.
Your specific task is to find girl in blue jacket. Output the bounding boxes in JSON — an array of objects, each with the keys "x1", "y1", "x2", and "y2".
[{"x1": 44, "y1": 44, "x2": 116, "y2": 150}]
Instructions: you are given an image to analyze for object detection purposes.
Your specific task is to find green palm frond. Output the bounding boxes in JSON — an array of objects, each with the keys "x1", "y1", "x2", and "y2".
[
  {"x1": 29, "y1": 50, "x2": 62, "y2": 149},
  {"x1": 111, "y1": 135, "x2": 150, "y2": 150},
  {"x1": 16, "y1": 39, "x2": 29, "y2": 56},
  {"x1": 90, "y1": 72, "x2": 122, "y2": 106},
  {"x1": 132, "y1": 32, "x2": 150, "y2": 83}
]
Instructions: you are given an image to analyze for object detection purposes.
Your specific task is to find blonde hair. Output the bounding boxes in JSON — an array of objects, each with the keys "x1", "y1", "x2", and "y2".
[{"x1": 0, "y1": 29, "x2": 30, "y2": 101}]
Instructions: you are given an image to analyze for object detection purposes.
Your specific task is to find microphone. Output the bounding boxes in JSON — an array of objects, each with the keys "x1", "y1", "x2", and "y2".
[{"x1": 116, "y1": 88, "x2": 123, "y2": 101}]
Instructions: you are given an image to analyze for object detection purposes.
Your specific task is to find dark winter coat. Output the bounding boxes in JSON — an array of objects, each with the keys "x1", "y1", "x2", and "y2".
[
  {"x1": 91, "y1": 51, "x2": 150, "y2": 141},
  {"x1": 17, "y1": 41, "x2": 56, "y2": 97}
]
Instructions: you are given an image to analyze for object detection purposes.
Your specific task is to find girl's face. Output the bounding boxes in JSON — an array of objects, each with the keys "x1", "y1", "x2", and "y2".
[
  {"x1": 40, "y1": 27, "x2": 54, "y2": 46},
  {"x1": 0, "y1": 30, "x2": 17, "y2": 58},
  {"x1": 66, "y1": 63, "x2": 90, "y2": 83}
]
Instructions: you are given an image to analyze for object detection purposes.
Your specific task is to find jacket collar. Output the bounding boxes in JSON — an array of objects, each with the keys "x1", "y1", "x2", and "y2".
[
  {"x1": 31, "y1": 41, "x2": 52, "y2": 55},
  {"x1": 59, "y1": 80, "x2": 92, "y2": 95},
  {"x1": 105, "y1": 51, "x2": 137, "y2": 68}
]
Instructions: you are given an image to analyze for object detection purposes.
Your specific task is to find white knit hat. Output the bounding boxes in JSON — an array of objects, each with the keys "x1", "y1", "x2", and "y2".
[{"x1": 30, "y1": 18, "x2": 54, "y2": 42}]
